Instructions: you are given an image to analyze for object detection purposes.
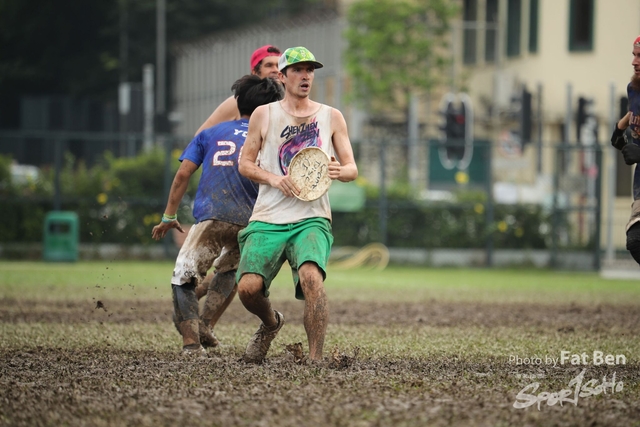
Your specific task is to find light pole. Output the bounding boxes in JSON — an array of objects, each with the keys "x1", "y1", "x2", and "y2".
[{"x1": 156, "y1": 0, "x2": 166, "y2": 118}]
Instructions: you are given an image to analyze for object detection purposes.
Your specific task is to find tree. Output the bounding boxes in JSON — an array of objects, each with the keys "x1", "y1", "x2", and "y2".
[
  {"x1": 0, "y1": 0, "x2": 326, "y2": 129},
  {"x1": 344, "y1": 0, "x2": 458, "y2": 114}
]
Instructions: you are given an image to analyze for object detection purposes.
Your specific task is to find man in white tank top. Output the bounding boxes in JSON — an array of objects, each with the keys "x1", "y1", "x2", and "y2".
[{"x1": 237, "y1": 46, "x2": 358, "y2": 363}]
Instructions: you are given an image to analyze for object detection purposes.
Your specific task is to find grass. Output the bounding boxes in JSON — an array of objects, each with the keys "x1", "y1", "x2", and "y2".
[
  {"x1": 1, "y1": 260, "x2": 639, "y2": 304},
  {"x1": 2, "y1": 260, "x2": 638, "y2": 426},
  {"x1": 2, "y1": 260, "x2": 638, "y2": 361}
]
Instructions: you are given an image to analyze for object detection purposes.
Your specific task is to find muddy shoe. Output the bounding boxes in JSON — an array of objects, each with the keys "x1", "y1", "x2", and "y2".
[
  {"x1": 199, "y1": 319, "x2": 220, "y2": 348},
  {"x1": 243, "y1": 311, "x2": 284, "y2": 364},
  {"x1": 181, "y1": 344, "x2": 207, "y2": 358}
]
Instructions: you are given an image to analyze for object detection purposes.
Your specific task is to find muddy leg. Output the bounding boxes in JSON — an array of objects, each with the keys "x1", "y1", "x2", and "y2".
[
  {"x1": 172, "y1": 283, "x2": 201, "y2": 349},
  {"x1": 298, "y1": 263, "x2": 328, "y2": 361},
  {"x1": 237, "y1": 273, "x2": 277, "y2": 328}
]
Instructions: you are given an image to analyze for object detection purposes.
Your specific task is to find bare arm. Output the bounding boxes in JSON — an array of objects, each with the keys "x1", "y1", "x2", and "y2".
[
  {"x1": 194, "y1": 96, "x2": 240, "y2": 136},
  {"x1": 618, "y1": 111, "x2": 631, "y2": 130},
  {"x1": 239, "y1": 105, "x2": 300, "y2": 197},
  {"x1": 328, "y1": 108, "x2": 358, "y2": 182},
  {"x1": 151, "y1": 159, "x2": 199, "y2": 240}
]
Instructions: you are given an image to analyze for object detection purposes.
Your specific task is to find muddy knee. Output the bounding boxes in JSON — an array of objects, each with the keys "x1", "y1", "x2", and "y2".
[
  {"x1": 209, "y1": 270, "x2": 236, "y2": 298},
  {"x1": 172, "y1": 283, "x2": 199, "y2": 323},
  {"x1": 299, "y1": 264, "x2": 325, "y2": 298},
  {"x1": 238, "y1": 273, "x2": 264, "y2": 301}
]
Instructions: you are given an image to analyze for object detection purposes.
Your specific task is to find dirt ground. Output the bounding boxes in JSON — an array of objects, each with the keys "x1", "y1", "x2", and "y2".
[{"x1": 1, "y1": 298, "x2": 638, "y2": 427}]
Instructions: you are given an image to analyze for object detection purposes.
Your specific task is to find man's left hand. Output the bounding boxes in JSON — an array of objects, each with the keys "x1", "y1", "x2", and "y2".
[
  {"x1": 328, "y1": 156, "x2": 341, "y2": 180},
  {"x1": 622, "y1": 143, "x2": 640, "y2": 165}
]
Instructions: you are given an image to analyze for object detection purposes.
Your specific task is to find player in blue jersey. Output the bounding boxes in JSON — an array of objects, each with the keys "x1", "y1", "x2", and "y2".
[
  {"x1": 612, "y1": 35, "x2": 640, "y2": 265},
  {"x1": 189, "y1": 45, "x2": 282, "y2": 340},
  {"x1": 152, "y1": 75, "x2": 283, "y2": 355}
]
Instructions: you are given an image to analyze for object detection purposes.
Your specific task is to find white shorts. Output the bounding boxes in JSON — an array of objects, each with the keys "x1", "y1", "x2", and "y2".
[{"x1": 171, "y1": 220, "x2": 244, "y2": 286}]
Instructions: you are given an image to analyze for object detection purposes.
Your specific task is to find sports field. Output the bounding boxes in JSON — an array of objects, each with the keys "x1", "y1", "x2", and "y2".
[{"x1": 1, "y1": 261, "x2": 638, "y2": 426}]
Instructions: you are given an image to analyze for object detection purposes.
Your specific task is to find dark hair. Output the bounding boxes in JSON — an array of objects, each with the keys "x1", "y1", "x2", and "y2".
[
  {"x1": 251, "y1": 46, "x2": 281, "y2": 74},
  {"x1": 232, "y1": 75, "x2": 284, "y2": 116}
]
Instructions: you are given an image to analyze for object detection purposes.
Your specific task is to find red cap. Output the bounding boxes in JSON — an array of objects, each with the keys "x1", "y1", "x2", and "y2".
[
  {"x1": 634, "y1": 36, "x2": 640, "y2": 47},
  {"x1": 250, "y1": 45, "x2": 279, "y2": 70}
]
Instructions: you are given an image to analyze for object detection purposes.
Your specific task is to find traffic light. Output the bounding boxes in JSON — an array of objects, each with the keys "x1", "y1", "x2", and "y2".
[
  {"x1": 438, "y1": 93, "x2": 474, "y2": 170},
  {"x1": 520, "y1": 87, "x2": 532, "y2": 144},
  {"x1": 443, "y1": 102, "x2": 466, "y2": 160}
]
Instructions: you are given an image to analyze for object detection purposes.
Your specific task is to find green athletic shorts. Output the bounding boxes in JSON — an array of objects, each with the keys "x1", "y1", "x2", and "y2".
[{"x1": 236, "y1": 217, "x2": 333, "y2": 300}]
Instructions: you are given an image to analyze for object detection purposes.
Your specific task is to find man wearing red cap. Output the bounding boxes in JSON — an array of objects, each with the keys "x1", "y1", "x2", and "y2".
[
  {"x1": 152, "y1": 75, "x2": 283, "y2": 356},
  {"x1": 195, "y1": 45, "x2": 282, "y2": 135},
  {"x1": 612, "y1": 36, "x2": 640, "y2": 264},
  {"x1": 170, "y1": 45, "x2": 282, "y2": 349}
]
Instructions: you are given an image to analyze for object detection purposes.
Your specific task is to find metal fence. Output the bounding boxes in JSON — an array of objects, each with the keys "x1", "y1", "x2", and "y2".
[{"x1": 1, "y1": 127, "x2": 630, "y2": 270}]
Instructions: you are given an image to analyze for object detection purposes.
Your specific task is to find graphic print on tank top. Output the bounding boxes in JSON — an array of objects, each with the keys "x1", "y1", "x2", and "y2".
[{"x1": 278, "y1": 118, "x2": 323, "y2": 175}]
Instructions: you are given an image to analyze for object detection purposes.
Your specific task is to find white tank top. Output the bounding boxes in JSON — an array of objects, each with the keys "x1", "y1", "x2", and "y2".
[{"x1": 249, "y1": 101, "x2": 334, "y2": 224}]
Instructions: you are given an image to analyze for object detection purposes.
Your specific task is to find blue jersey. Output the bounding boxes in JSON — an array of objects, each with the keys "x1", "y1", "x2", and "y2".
[
  {"x1": 179, "y1": 119, "x2": 258, "y2": 225},
  {"x1": 628, "y1": 84, "x2": 640, "y2": 199}
]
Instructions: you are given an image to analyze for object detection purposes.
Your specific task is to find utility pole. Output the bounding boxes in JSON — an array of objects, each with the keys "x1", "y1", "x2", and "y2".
[
  {"x1": 156, "y1": 0, "x2": 166, "y2": 117},
  {"x1": 119, "y1": 0, "x2": 130, "y2": 156}
]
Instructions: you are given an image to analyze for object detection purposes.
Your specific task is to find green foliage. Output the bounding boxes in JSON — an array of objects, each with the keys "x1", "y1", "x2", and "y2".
[
  {"x1": 332, "y1": 200, "x2": 550, "y2": 250},
  {"x1": 0, "y1": 0, "x2": 329, "y2": 127},
  {"x1": 0, "y1": 148, "x2": 202, "y2": 245},
  {"x1": 344, "y1": 0, "x2": 458, "y2": 112},
  {"x1": 0, "y1": 153, "x2": 12, "y2": 193},
  {"x1": 0, "y1": 149, "x2": 567, "y2": 252}
]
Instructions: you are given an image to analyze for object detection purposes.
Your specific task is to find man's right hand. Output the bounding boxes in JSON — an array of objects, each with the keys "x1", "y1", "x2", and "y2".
[
  {"x1": 611, "y1": 126, "x2": 628, "y2": 150},
  {"x1": 270, "y1": 175, "x2": 300, "y2": 198}
]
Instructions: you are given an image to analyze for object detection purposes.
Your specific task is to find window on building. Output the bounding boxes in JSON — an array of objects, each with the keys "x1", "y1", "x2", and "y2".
[
  {"x1": 463, "y1": 0, "x2": 477, "y2": 65},
  {"x1": 485, "y1": 0, "x2": 498, "y2": 62},
  {"x1": 506, "y1": 0, "x2": 521, "y2": 57},
  {"x1": 529, "y1": 0, "x2": 539, "y2": 53},
  {"x1": 569, "y1": 0, "x2": 594, "y2": 52}
]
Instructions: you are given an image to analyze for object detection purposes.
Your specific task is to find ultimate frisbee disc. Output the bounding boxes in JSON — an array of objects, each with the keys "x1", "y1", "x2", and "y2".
[{"x1": 288, "y1": 147, "x2": 332, "y2": 201}]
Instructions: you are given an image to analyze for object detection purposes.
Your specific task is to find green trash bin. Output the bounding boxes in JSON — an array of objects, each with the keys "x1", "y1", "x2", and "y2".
[{"x1": 43, "y1": 211, "x2": 79, "y2": 262}]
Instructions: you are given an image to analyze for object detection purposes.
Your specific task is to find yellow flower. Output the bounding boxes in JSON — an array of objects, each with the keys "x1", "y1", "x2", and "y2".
[
  {"x1": 474, "y1": 203, "x2": 484, "y2": 214},
  {"x1": 172, "y1": 149, "x2": 182, "y2": 159},
  {"x1": 455, "y1": 171, "x2": 469, "y2": 185},
  {"x1": 97, "y1": 193, "x2": 108, "y2": 205},
  {"x1": 515, "y1": 227, "x2": 524, "y2": 237},
  {"x1": 143, "y1": 214, "x2": 159, "y2": 226},
  {"x1": 497, "y1": 221, "x2": 507, "y2": 233}
]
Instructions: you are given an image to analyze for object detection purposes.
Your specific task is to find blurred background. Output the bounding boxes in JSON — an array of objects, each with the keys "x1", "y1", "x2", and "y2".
[{"x1": 1, "y1": 0, "x2": 638, "y2": 274}]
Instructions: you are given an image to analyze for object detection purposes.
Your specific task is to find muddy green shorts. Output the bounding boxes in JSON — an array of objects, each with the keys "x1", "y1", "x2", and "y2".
[{"x1": 236, "y1": 217, "x2": 333, "y2": 300}]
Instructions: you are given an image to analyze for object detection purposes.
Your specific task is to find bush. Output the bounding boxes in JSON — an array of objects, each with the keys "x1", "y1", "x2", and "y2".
[
  {"x1": 1, "y1": 150, "x2": 562, "y2": 250},
  {"x1": 332, "y1": 200, "x2": 550, "y2": 249}
]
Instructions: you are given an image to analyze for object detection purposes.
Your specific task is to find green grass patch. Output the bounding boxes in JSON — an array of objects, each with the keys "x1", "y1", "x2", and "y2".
[{"x1": 1, "y1": 261, "x2": 639, "y2": 305}]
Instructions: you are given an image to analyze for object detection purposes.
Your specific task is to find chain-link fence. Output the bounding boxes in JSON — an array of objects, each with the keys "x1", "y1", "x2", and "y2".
[{"x1": 1, "y1": 128, "x2": 630, "y2": 270}]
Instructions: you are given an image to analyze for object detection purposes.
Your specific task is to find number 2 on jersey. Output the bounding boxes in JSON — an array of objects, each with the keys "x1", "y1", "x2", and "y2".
[{"x1": 212, "y1": 141, "x2": 237, "y2": 166}]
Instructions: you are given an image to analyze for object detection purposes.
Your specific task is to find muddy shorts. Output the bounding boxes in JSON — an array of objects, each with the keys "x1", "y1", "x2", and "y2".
[
  {"x1": 171, "y1": 219, "x2": 244, "y2": 287},
  {"x1": 236, "y1": 217, "x2": 333, "y2": 300}
]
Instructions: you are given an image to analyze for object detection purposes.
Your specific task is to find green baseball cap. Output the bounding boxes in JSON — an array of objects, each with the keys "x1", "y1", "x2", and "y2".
[{"x1": 278, "y1": 46, "x2": 324, "y2": 71}]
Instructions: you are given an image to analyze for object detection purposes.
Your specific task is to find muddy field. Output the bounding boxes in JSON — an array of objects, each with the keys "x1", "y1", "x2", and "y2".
[{"x1": 1, "y1": 298, "x2": 638, "y2": 426}]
